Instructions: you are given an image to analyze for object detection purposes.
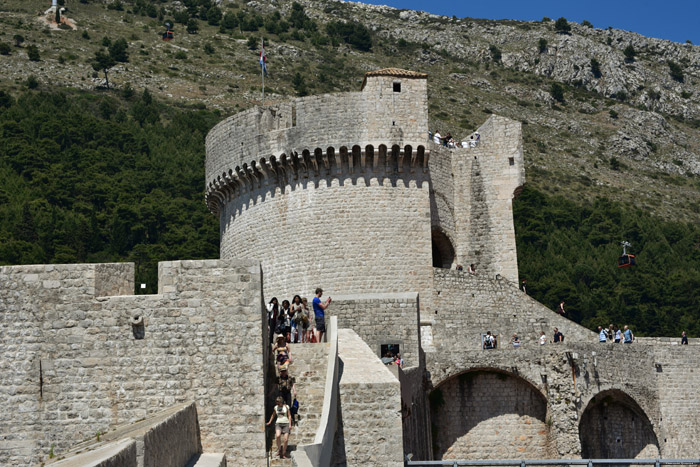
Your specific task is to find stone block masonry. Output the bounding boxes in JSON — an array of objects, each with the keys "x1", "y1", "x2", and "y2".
[
  {"x1": 329, "y1": 293, "x2": 421, "y2": 369},
  {"x1": 0, "y1": 260, "x2": 266, "y2": 466},
  {"x1": 334, "y1": 329, "x2": 404, "y2": 467}
]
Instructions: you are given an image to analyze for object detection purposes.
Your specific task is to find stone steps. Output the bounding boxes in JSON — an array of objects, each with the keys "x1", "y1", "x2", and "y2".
[
  {"x1": 287, "y1": 342, "x2": 329, "y2": 446},
  {"x1": 268, "y1": 341, "x2": 329, "y2": 463}
]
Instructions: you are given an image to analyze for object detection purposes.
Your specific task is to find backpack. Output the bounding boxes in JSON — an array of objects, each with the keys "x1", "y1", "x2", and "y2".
[{"x1": 279, "y1": 376, "x2": 293, "y2": 392}]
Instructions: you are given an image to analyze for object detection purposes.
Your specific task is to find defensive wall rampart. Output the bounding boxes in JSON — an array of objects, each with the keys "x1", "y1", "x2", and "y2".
[
  {"x1": 425, "y1": 342, "x2": 700, "y2": 460},
  {"x1": 205, "y1": 69, "x2": 526, "y2": 304},
  {"x1": 429, "y1": 116, "x2": 525, "y2": 283},
  {"x1": 0, "y1": 260, "x2": 266, "y2": 466}
]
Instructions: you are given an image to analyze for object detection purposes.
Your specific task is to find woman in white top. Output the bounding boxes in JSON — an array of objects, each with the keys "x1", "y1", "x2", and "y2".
[
  {"x1": 539, "y1": 331, "x2": 547, "y2": 345},
  {"x1": 266, "y1": 396, "x2": 293, "y2": 459}
]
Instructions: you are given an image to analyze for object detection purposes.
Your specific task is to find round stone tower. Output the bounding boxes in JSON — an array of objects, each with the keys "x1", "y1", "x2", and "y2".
[{"x1": 205, "y1": 68, "x2": 525, "y2": 300}]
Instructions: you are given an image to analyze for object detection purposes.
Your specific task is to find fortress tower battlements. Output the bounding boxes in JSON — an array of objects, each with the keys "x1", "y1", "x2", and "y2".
[{"x1": 205, "y1": 68, "x2": 525, "y2": 299}]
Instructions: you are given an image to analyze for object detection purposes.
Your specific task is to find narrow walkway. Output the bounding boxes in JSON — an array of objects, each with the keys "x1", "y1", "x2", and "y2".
[{"x1": 269, "y1": 342, "x2": 329, "y2": 466}]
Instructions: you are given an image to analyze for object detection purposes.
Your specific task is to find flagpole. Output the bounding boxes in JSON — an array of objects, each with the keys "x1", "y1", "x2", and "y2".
[{"x1": 261, "y1": 37, "x2": 265, "y2": 106}]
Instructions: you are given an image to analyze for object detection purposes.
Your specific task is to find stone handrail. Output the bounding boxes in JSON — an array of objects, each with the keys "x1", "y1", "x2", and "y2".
[{"x1": 292, "y1": 315, "x2": 339, "y2": 467}]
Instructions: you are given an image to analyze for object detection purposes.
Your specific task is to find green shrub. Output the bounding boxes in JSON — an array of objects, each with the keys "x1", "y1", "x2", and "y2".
[
  {"x1": 623, "y1": 45, "x2": 636, "y2": 61},
  {"x1": 26, "y1": 45, "x2": 40, "y2": 61},
  {"x1": 590, "y1": 58, "x2": 602, "y2": 78},
  {"x1": 550, "y1": 82, "x2": 565, "y2": 102},
  {"x1": 538, "y1": 38, "x2": 547, "y2": 53},
  {"x1": 26, "y1": 75, "x2": 39, "y2": 89},
  {"x1": 668, "y1": 61, "x2": 684, "y2": 82},
  {"x1": 489, "y1": 44, "x2": 502, "y2": 62},
  {"x1": 582, "y1": 20, "x2": 593, "y2": 28},
  {"x1": 0, "y1": 43, "x2": 10, "y2": 55},
  {"x1": 554, "y1": 17, "x2": 570, "y2": 33},
  {"x1": 108, "y1": 38, "x2": 128, "y2": 62},
  {"x1": 186, "y1": 18, "x2": 199, "y2": 34},
  {"x1": 174, "y1": 50, "x2": 187, "y2": 59},
  {"x1": 325, "y1": 20, "x2": 372, "y2": 51}
]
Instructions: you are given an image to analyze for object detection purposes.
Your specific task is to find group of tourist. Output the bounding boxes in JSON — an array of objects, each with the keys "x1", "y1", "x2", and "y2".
[
  {"x1": 266, "y1": 288, "x2": 332, "y2": 346},
  {"x1": 430, "y1": 129, "x2": 480, "y2": 148},
  {"x1": 265, "y1": 288, "x2": 332, "y2": 459},
  {"x1": 598, "y1": 324, "x2": 634, "y2": 343}
]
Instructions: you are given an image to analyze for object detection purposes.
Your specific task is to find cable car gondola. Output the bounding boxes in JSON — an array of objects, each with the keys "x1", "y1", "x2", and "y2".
[
  {"x1": 617, "y1": 241, "x2": 636, "y2": 268},
  {"x1": 162, "y1": 22, "x2": 173, "y2": 41}
]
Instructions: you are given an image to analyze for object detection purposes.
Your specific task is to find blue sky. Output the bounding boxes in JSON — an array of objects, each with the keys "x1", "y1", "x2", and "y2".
[{"x1": 360, "y1": 0, "x2": 699, "y2": 45}]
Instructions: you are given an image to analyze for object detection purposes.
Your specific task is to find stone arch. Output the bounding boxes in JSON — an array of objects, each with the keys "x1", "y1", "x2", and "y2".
[
  {"x1": 430, "y1": 369, "x2": 550, "y2": 460},
  {"x1": 431, "y1": 228, "x2": 455, "y2": 268},
  {"x1": 579, "y1": 389, "x2": 659, "y2": 459}
]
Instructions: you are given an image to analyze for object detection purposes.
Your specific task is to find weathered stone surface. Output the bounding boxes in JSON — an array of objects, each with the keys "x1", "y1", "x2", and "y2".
[{"x1": 0, "y1": 260, "x2": 266, "y2": 467}]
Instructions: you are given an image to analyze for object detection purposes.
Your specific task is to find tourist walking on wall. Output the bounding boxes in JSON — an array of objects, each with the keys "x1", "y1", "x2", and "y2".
[
  {"x1": 607, "y1": 324, "x2": 615, "y2": 343},
  {"x1": 302, "y1": 297, "x2": 312, "y2": 343},
  {"x1": 277, "y1": 362, "x2": 297, "y2": 407},
  {"x1": 510, "y1": 333, "x2": 521, "y2": 348},
  {"x1": 623, "y1": 325, "x2": 634, "y2": 343},
  {"x1": 291, "y1": 295, "x2": 305, "y2": 343},
  {"x1": 280, "y1": 300, "x2": 292, "y2": 342},
  {"x1": 467, "y1": 264, "x2": 476, "y2": 275},
  {"x1": 681, "y1": 331, "x2": 688, "y2": 345},
  {"x1": 267, "y1": 297, "x2": 279, "y2": 345},
  {"x1": 483, "y1": 331, "x2": 496, "y2": 349},
  {"x1": 539, "y1": 331, "x2": 546, "y2": 345},
  {"x1": 267, "y1": 396, "x2": 293, "y2": 459},
  {"x1": 552, "y1": 327, "x2": 564, "y2": 343},
  {"x1": 273, "y1": 335, "x2": 291, "y2": 370},
  {"x1": 433, "y1": 129, "x2": 442, "y2": 145},
  {"x1": 598, "y1": 326, "x2": 607, "y2": 343},
  {"x1": 557, "y1": 301, "x2": 566, "y2": 316},
  {"x1": 614, "y1": 325, "x2": 622, "y2": 343},
  {"x1": 313, "y1": 288, "x2": 331, "y2": 343}
]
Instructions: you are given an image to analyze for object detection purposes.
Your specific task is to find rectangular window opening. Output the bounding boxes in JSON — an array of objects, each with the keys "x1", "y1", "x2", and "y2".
[
  {"x1": 508, "y1": 157, "x2": 515, "y2": 166},
  {"x1": 380, "y1": 344, "x2": 400, "y2": 363},
  {"x1": 393, "y1": 82, "x2": 401, "y2": 92}
]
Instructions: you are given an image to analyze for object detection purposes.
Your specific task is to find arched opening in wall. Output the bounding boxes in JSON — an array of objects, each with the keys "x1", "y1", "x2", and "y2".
[
  {"x1": 432, "y1": 229, "x2": 455, "y2": 269},
  {"x1": 429, "y1": 369, "x2": 549, "y2": 460},
  {"x1": 579, "y1": 390, "x2": 659, "y2": 460}
]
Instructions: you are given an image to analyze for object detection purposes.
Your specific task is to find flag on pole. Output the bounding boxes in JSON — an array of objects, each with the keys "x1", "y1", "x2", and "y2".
[{"x1": 260, "y1": 41, "x2": 267, "y2": 76}]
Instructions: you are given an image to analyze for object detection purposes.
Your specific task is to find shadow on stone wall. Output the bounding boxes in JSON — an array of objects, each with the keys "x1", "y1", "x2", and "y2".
[
  {"x1": 430, "y1": 369, "x2": 550, "y2": 460},
  {"x1": 580, "y1": 389, "x2": 659, "y2": 461}
]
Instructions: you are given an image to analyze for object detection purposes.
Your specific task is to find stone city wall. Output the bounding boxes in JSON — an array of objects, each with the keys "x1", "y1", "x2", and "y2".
[
  {"x1": 430, "y1": 115, "x2": 525, "y2": 283},
  {"x1": 334, "y1": 329, "x2": 404, "y2": 467},
  {"x1": 329, "y1": 294, "x2": 422, "y2": 369},
  {"x1": 425, "y1": 341, "x2": 700, "y2": 459},
  {"x1": 430, "y1": 268, "x2": 595, "y2": 352},
  {"x1": 205, "y1": 74, "x2": 428, "y2": 194},
  {"x1": 219, "y1": 170, "x2": 434, "y2": 302},
  {"x1": 0, "y1": 260, "x2": 266, "y2": 466}
]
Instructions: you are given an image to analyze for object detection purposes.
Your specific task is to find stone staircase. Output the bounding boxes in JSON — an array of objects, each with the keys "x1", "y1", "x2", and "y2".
[{"x1": 269, "y1": 342, "x2": 330, "y2": 466}]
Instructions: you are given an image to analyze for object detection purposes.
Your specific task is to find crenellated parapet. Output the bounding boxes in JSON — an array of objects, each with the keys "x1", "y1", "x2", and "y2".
[
  {"x1": 205, "y1": 143, "x2": 429, "y2": 215},
  {"x1": 205, "y1": 68, "x2": 429, "y2": 215}
]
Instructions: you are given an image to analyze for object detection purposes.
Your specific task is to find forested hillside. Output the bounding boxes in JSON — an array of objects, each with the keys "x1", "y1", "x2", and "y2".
[
  {"x1": 0, "y1": 0, "x2": 699, "y2": 336},
  {"x1": 0, "y1": 89, "x2": 219, "y2": 292}
]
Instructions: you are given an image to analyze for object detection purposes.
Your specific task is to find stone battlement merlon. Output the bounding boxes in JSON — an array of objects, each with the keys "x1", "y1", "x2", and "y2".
[
  {"x1": 205, "y1": 142, "x2": 430, "y2": 214},
  {"x1": 206, "y1": 70, "x2": 429, "y2": 205}
]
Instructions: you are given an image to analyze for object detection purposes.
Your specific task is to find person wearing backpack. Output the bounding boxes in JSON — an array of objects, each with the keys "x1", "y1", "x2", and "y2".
[{"x1": 277, "y1": 362, "x2": 297, "y2": 407}]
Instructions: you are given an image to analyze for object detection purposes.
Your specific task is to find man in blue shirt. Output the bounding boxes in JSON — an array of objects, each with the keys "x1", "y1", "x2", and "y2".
[
  {"x1": 312, "y1": 287, "x2": 331, "y2": 343},
  {"x1": 623, "y1": 325, "x2": 634, "y2": 344}
]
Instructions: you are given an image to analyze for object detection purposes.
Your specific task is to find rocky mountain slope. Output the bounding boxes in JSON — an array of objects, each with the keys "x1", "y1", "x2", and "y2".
[{"x1": 1, "y1": 0, "x2": 699, "y2": 221}]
